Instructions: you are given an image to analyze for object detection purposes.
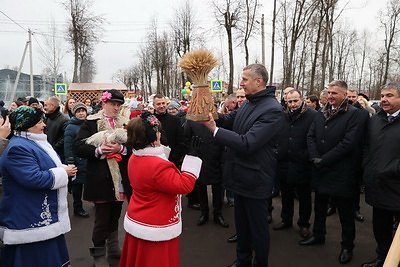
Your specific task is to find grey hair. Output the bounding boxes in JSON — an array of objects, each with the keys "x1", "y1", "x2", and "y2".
[
  {"x1": 243, "y1": 64, "x2": 269, "y2": 86},
  {"x1": 320, "y1": 89, "x2": 328, "y2": 97},
  {"x1": 327, "y1": 80, "x2": 348, "y2": 92},
  {"x1": 381, "y1": 83, "x2": 400, "y2": 96},
  {"x1": 47, "y1": 96, "x2": 61, "y2": 107}
]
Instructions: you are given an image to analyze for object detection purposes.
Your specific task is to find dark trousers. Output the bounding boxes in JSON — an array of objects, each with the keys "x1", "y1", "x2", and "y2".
[
  {"x1": 372, "y1": 207, "x2": 400, "y2": 260},
  {"x1": 313, "y1": 193, "x2": 355, "y2": 249},
  {"x1": 92, "y1": 202, "x2": 123, "y2": 247},
  {"x1": 71, "y1": 183, "x2": 84, "y2": 212},
  {"x1": 235, "y1": 194, "x2": 270, "y2": 267},
  {"x1": 187, "y1": 187, "x2": 199, "y2": 205},
  {"x1": 280, "y1": 181, "x2": 311, "y2": 228},
  {"x1": 198, "y1": 183, "x2": 223, "y2": 217}
]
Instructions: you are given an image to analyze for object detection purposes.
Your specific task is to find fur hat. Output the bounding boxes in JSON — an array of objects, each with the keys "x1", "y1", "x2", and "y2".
[
  {"x1": 10, "y1": 106, "x2": 44, "y2": 131},
  {"x1": 72, "y1": 102, "x2": 87, "y2": 115},
  {"x1": 28, "y1": 97, "x2": 39, "y2": 106},
  {"x1": 100, "y1": 89, "x2": 124, "y2": 103}
]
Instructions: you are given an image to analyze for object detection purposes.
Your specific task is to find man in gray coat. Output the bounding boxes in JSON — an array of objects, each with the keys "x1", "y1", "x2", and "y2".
[
  {"x1": 362, "y1": 83, "x2": 400, "y2": 267},
  {"x1": 202, "y1": 63, "x2": 283, "y2": 267}
]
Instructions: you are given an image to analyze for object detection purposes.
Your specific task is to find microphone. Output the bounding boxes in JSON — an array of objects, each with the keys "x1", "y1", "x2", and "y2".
[{"x1": 67, "y1": 157, "x2": 76, "y2": 182}]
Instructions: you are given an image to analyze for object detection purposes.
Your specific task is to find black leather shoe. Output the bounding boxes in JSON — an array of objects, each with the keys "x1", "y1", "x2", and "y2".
[
  {"x1": 361, "y1": 258, "x2": 384, "y2": 267},
  {"x1": 327, "y1": 207, "x2": 336, "y2": 216},
  {"x1": 187, "y1": 203, "x2": 201, "y2": 210},
  {"x1": 227, "y1": 234, "x2": 237, "y2": 243},
  {"x1": 273, "y1": 221, "x2": 292, "y2": 230},
  {"x1": 339, "y1": 248, "x2": 353, "y2": 264},
  {"x1": 74, "y1": 209, "x2": 89, "y2": 218},
  {"x1": 298, "y1": 235, "x2": 325, "y2": 246},
  {"x1": 214, "y1": 216, "x2": 229, "y2": 228},
  {"x1": 355, "y1": 211, "x2": 364, "y2": 222},
  {"x1": 197, "y1": 215, "x2": 209, "y2": 226},
  {"x1": 226, "y1": 259, "x2": 252, "y2": 267}
]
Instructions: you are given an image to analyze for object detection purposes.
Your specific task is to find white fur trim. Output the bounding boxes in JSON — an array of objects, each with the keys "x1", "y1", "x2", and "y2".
[
  {"x1": 132, "y1": 145, "x2": 170, "y2": 161},
  {"x1": 181, "y1": 155, "x2": 202, "y2": 178},
  {"x1": 124, "y1": 213, "x2": 181, "y2": 241},
  {"x1": 50, "y1": 167, "x2": 69, "y2": 189},
  {"x1": 3, "y1": 186, "x2": 70, "y2": 245}
]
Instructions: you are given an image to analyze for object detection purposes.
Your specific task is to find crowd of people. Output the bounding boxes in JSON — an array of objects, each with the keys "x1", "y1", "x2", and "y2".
[{"x1": 0, "y1": 63, "x2": 399, "y2": 267}]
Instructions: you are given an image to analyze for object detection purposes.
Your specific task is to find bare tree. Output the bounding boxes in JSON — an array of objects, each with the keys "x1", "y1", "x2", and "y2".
[
  {"x1": 39, "y1": 19, "x2": 66, "y2": 84},
  {"x1": 380, "y1": 0, "x2": 400, "y2": 85},
  {"x1": 170, "y1": 0, "x2": 199, "y2": 87},
  {"x1": 237, "y1": 0, "x2": 260, "y2": 65},
  {"x1": 280, "y1": 0, "x2": 319, "y2": 88},
  {"x1": 213, "y1": 0, "x2": 243, "y2": 94},
  {"x1": 63, "y1": 0, "x2": 104, "y2": 82},
  {"x1": 138, "y1": 43, "x2": 153, "y2": 100}
]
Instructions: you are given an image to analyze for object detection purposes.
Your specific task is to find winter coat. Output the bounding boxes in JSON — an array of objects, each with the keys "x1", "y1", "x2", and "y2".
[
  {"x1": 307, "y1": 100, "x2": 365, "y2": 197},
  {"x1": 64, "y1": 117, "x2": 87, "y2": 184},
  {"x1": 155, "y1": 112, "x2": 186, "y2": 167},
  {"x1": 74, "y1": 111, "x2": 132, "y2": 201},
  {"x1": 215, "y1": 86, "x2": 284, "y2": 199},
  {"x1": 364, "y1": 110, "x2": 400, "y2": 210},
  {"x1": 0, "y1": 134, "x2": 70, "y2": 245},
  {"x1": 277, "y1": 103, "x2": 317, "y2": 184},
  {"x1": 184, "y1": 120, "x2": 224, "y2": 185},
  {"x1": 44, "y1": 107, "x2": 68, "y2": 161},
  {"x1": 124, "y1": 146, "x2": 201, "y2": 241}
]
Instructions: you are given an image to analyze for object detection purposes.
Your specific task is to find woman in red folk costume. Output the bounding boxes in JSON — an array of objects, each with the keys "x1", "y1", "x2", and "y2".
[{"x1": 119, "y1": 112, "x2": 202, "y2": 267}]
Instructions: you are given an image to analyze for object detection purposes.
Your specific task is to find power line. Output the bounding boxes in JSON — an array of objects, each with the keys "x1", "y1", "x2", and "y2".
[{"x1": 0, "y1": 10, "x2": 28, "y2": 32}]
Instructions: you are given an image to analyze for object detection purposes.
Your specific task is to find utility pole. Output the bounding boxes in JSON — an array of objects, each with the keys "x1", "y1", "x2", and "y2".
[
  {"x1": 261, "y1": 14, "x2": 265, "y2": 65},
  {"x1": 10, "y1": 30, "x2": 34, "y2": 102},
  {"x1": 28, "y1": 29, "x2": 34, "y2": 97},
  {"x1": 270, "y1": 0, "x2": 277, "y2": 85}
]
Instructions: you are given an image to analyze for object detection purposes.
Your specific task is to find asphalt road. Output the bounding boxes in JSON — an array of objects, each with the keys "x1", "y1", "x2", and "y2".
[{"x1": 64, "y1": 192, "x2": 377, "y2": 267}]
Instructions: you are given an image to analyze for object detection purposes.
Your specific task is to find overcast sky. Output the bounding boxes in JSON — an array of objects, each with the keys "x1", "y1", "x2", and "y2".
[{"x1": 0, "y1": 0, "x2": 387, "y2": 84}]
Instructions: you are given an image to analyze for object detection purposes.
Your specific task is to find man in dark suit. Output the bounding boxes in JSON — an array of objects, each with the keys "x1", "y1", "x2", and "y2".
[
  {"x1": 202, "y1": 63, "x2": 284, "y2": 267},
  {"x1": 300, "y1": 80, "x2": 367, "y2": 265},
  {"x1": 362, "y1": 83, "x2": 400, "y2": 267},
  {"x1": 273, "y1": 89, "x2": 317, "y2": 239}
]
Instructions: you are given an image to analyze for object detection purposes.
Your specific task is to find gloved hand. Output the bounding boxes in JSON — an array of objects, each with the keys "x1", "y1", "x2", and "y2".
[
  {"x1": 311, "y1": 158, "x2": 329, "y2": 173},
  {"x1": 187, "y1": 135, "x2": 203, "y2": 157}
]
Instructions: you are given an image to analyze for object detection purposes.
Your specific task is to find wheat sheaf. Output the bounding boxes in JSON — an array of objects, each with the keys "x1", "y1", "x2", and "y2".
[{"x1": 177, "y1": 50, "x2": 219, "y2": 85}]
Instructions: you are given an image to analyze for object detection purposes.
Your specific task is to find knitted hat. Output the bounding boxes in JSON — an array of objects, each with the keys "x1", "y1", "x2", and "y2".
[
  {"x1": 28, "y1": 97, "x2": 39, "y2": 106},
  {"x1": 10, "y1": 106, "x2": 44, "y2": 131},
  {"x1": 100, "y1": 89, "x2": 124, "y2": 103},
  {"x1": 72, "y1": 102, "x2": 87, "y2": 115},
  {"x1": 168, "y1": 100, "x2": 181, "y2": 110}
]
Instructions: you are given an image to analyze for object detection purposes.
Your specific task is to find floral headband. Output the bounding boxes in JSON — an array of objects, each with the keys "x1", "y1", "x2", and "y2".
[
  {"x1": 140, "y1": 112, "x2": 160, "y2": 132},
  {"x1": 140, "y1": 111, "x2": 160, "y2": 145}
]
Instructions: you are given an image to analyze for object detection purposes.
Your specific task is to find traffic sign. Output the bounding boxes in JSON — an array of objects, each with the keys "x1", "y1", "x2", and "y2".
[
  {"x1": 210, "y1": 80, "x2": 222, "y2": 92},
  {"x1": 55, "y1": 83, "x2": 68, "y2": 95}
]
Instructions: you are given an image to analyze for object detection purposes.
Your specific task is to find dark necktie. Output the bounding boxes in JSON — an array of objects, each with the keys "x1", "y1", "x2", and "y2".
[{"x1": 388, "y1": 115, "x2": 395, "y2": 123}]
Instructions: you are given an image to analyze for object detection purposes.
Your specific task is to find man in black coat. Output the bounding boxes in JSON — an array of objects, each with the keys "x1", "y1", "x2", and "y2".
[
  {"x1": 362, "y1": 83, "x2": 400, "y2": 267},
  {"x1": 44, "y1": 96, "x2": 68, "y2": 162},
  {"x1": 74, "y1": 90, "x2": 130, "y2": 266},
  {"x1": 202, "y1": 63, "x2": 284, "y2": 267},
  {"x1": 301, "y1": 80, "x2": 366, "y2": 265},
  {"x1": 184, "y1": 120, "x2": 229, "y2": 228},
  {"x1": 273, "y1": 89, "x2": 317, "y2": 239}
]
